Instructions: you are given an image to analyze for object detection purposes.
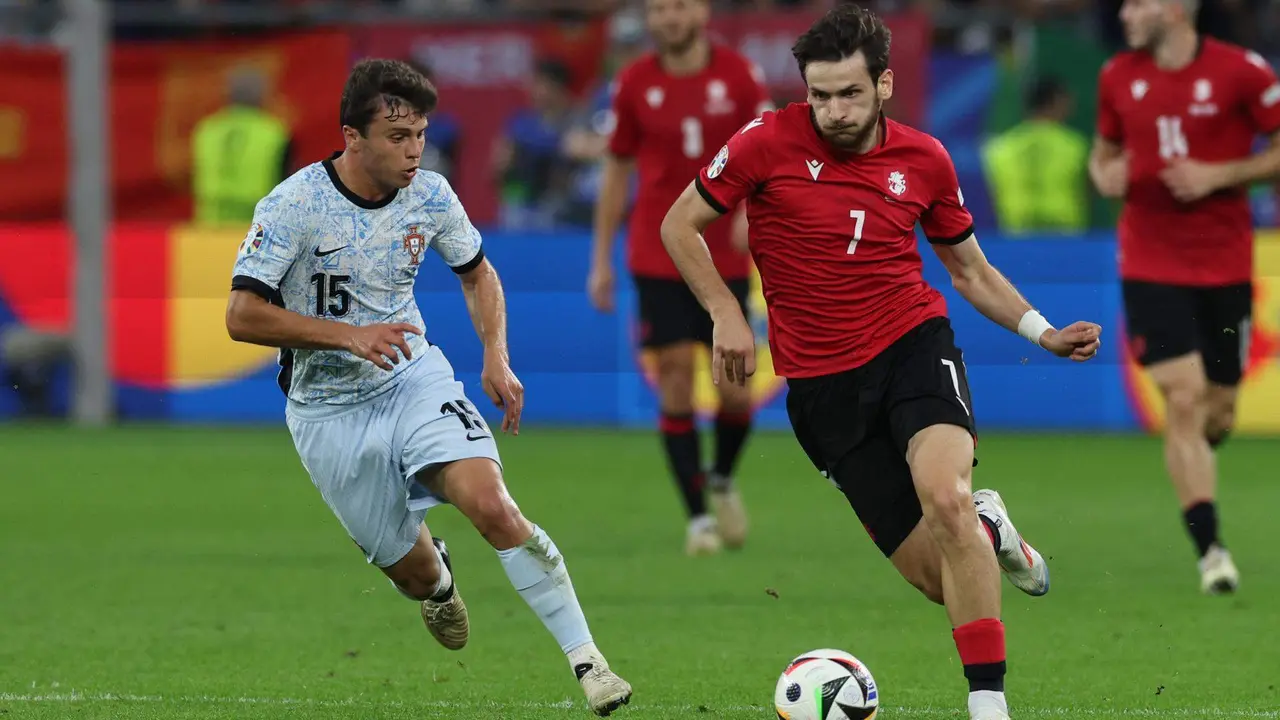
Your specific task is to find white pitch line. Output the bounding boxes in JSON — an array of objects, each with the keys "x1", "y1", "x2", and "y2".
[{"x1": 0, "y1": 692, "x2": 1276, "y2": 718}]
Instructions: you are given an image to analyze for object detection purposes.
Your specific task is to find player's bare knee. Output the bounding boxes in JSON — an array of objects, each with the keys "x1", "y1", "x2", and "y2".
[
  {"x1": 918, "y1": 482, "x2": 975, "y2": 544},
  {"x1": 656, "y1": 349, "x2": 695, "y2": 410},
  {"x1": 470, "y1": 490, "x2": 532, "y2": 550},
  {"x1": 1162, "y1": 383, "x2": 1208, "y2": 432}
]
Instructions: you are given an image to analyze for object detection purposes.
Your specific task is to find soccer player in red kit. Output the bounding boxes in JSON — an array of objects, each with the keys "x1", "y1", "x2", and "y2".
[
  {"x1": 1089, "y1": 0, "x2": 1280, "y2": 595},
  {"x1": 661, "y1": 7, "x2": 1101, "y2": 719},
  {"x1": 588, "y1": 0, "x2": 773, "y2": 556}
]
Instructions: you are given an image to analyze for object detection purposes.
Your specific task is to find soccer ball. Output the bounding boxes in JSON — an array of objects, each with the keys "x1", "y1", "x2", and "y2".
[{"x1": 774, "y1": 648, "x2": 879, "y2": 720}]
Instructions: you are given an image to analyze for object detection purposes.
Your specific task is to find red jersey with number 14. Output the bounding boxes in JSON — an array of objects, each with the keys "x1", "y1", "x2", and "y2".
[
  {"x1": 696, "y1": 104, "x2": 975, "y2": 379},
  {"x1": 609, "y1": 45, "x2": 772, "y2": 280},
  {"x1": 1097, "y1": 38, "x2": 1280, "y2": 286}
]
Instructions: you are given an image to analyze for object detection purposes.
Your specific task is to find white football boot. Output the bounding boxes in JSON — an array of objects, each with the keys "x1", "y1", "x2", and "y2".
[
  {"x1": 973, "y1": 489, "x2": 1050, "y2": 597},
  {"x1": 572, "y1": 651, "x2": 633, "y2": 716},
  {"x1": 685, "y1": 514, "x2": 722, "y2": 556},
  {"x1": 1199, "y1": 545, "x2": 1240, "y2": 594},
  {"x1": 708, "y1": 477, "x2": 749, "y2": 549},
  {"x1": 420, "y1": 538, "x2": 470, "y2": 650}
]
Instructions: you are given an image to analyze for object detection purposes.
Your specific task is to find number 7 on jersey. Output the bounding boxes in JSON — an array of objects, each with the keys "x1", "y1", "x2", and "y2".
[{"x1": 848, "y1": 210, "x2": 866, "y2": 254}]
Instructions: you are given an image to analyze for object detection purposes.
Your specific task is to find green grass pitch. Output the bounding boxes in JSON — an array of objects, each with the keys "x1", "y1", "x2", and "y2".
[{"x1": 1, "y1": 426, "x2": 1278, "y2": 719}]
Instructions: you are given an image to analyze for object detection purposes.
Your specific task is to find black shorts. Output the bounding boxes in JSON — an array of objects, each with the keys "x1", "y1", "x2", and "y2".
[
  {"x1": 1122, "y1": 281, "x2": 1252, "y2": 387},
  {"x1": 633, "y1": 276, "x2": 751, "y2": 349},
  {"x1": 785, "y1": 317, "x2": 977, "y2": 558}
]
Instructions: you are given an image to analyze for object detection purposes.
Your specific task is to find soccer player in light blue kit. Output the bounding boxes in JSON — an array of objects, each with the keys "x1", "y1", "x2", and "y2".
[{"x1": 224, "y1": 59, "x2": 632, "y2": 717}]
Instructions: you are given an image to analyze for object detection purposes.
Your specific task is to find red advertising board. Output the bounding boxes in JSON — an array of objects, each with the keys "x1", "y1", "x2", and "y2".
[
  {"x1": 0, "y1": 30, "x2": 351, "y2": 222},
  {"x1": 351, "y1": 10, "x2": 931, "y2": 225}
]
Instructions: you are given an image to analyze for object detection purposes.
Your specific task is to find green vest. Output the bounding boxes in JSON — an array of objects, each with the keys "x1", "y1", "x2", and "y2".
[
  {"x1": 192, "y1": 107, "x2": 288, "y2": 225},
  {"x1": 982, "y1": 120, "x2": 1090, "y2": 235}
]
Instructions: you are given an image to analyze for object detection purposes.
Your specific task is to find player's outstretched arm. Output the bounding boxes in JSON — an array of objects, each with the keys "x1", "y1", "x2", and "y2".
[
  {"x1": 458, "y1": 258, "x2": 523, "y2": 434},
  {"x1": 1088, "y1": 135, "x2": 1128, "y2": 199},
  {"x1": 225, "y1": 289, "x2": 421, "y2": 371},
  {"x1": 661, "y1": 182, "x2": 756, "y2": 385},
  {"x1": 931, "y1": 236, "x2": 1102, "y2": 362}
]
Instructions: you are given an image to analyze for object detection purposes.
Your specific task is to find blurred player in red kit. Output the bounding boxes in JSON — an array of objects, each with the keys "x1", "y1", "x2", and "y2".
[
  {"x1": 588, "y1": 0, "x2": 773, "y2": 556},
  {"x1": 1089, "y1": 0, "x2": 1280, "y2": 595},
  {"x1": 662, "y1": 7, "x2": 1101, "y2": 719}
]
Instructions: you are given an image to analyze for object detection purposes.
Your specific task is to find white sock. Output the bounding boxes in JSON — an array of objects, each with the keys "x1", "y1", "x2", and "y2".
[
  {"x1": 498, "y1": 525, "x2": 595, "y2": 658},
  {"x1": 390, "y1": 544, "x2": 453, "y2": 601},
  {"x1": 968, "y1": 690, "x2": 1009, "y2": 718}
]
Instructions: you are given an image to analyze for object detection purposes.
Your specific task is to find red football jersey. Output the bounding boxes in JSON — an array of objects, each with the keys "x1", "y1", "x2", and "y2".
[
  {"x1": 696, "y1": 104, "x2": 975, "y2": 379},
  {"x1": 608, "y1": 45, "x2": 772, "y2": 280},
  {"x1": 1097, "y1": 38, "x2": 1280, "y2": 286}
]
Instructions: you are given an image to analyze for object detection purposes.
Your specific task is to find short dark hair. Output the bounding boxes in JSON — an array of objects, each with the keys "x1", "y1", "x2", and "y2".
[
  {"x1": 791, "y1": 4, "x2": 892, "y2": 83},
  {"x1": 340, "y1": 58, "x2": 438, "y2": 135},
  {"x1": 1028, "y1": 77, "x2": 1068, "y2": 113}
]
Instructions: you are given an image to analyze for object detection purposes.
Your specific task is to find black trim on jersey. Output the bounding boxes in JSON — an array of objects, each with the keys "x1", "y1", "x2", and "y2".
[
  {"x1": 451, "y1": 247, "x2": 486, "y2": 275},
  {"x1": 230, "y1": 274, "x2": 294, "y2": 397},
  {"x1": 694, "y1": 176, "x2": 729, "y2": 215},
  {"x1": 231, "y1": 274, "x2": 279, "y2": 302},
  {"x1": 323, "y1": 151, "x2": 399, "y2": 210},
  {"x1": 927, "y1": 225, "x2": 975, "y2": 246}
]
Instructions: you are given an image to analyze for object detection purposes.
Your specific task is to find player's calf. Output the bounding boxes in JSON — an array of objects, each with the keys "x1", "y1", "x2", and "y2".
[
  {"x1": 383, "y1": 528, "x2": 469, "y2": 651},
  {"x1": 887, "y1": 522, "x2": 946, "y2": 606}
]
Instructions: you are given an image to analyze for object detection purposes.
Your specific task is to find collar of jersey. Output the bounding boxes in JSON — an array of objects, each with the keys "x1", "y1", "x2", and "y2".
[{"x1": 323, "y1": 151, "x2": 399, "y2": 210}]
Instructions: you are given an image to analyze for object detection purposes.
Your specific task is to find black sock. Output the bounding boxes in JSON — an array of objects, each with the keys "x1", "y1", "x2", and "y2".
[
  {"x1": 1183, "y1": 501, "x2": 1221, "y2": 558},
  {"x1": 712, "y1": 411, "x2": 752, "y2": 482},
  {"x1": 660, "y1": 413, "x2": 706, "y2": 517},
  {"x1": 978, "y1": 514, "x2": 1002, "y2": 555},
  {"x1": 965, "y1": 662, "x2": 1007, "y2": 693}
]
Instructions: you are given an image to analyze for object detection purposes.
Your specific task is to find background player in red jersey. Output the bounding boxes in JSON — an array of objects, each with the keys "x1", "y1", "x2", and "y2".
[
  {"x1": 661, "y1": 7, "x2": 1101, "y2": 719},
  {"x1": 588, "y1": 0, "x2": 773, "y2": 556},
  {"x1": 1089, "y1": 0, "x2": 1280, "y2": 595}
]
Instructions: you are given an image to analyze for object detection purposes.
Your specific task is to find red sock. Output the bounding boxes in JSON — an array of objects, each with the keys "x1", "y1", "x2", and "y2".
[{"x1": 953, "y1": 618, "x2": 1006, "y2": 693}]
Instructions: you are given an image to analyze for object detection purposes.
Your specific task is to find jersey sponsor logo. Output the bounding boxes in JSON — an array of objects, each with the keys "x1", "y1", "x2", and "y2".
[
  {"x1": 239, "y1": 223, "x2": 265, "y2": 256},
  {"x1": 313, "y1": 245, "x2": 347, "y2": 258},
  {"x1": 806, "y1": 159, "x2": 824, "y2": 181},
  {"x1": 707, "y1": 145, "x2": 730, "y2": 179},
  {"x1": 1262, "y1": 83, "x2": 1280, "y2": 109},
  {"x1": 1131, "y1": 79, "x2": 1148, "y2": 101},
  {"x1": 887, "y1": 171, "x2": 907, "y2": 196},
  {"x1": 645, "y1": 87, "x2": 664, "y2": 108},
  {"x1": 403, "y1": 225, "x2": 425, "y2": 265}
]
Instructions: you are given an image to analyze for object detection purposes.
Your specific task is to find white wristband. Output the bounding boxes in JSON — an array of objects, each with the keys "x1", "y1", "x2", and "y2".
[{"x1": 1017, "y1": 310, "x2": 1054, "y2": 346}]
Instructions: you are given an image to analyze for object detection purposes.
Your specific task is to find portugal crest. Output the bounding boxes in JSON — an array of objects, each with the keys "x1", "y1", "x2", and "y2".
[{"x1": 403, "y1": 225, "x2": 424, "y2": 265}]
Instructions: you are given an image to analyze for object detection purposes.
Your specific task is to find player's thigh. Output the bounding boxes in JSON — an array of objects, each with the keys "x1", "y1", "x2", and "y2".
[
  {"x1": 1122, "y1": 281, "x2": 1199, "y2": 368},
  {"x1": 286, "y1": 404, "x2": 424, "y2": 569},
  {"x1": 786, "y1": 368, "x2": 919, "y2": 558},
  {"x1": 633, "y1": 275, "x2": 706, "y2": 349},
  {"x1": 395, "y1": 376, "x2": 504, "y2": 490},
  {"x1": 1195, "y1": 282, "x2": 1252, "y2": 387}
]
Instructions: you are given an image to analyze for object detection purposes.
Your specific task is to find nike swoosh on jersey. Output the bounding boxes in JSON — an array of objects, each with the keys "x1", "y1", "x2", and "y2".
[
  {"x1": 465, "y1": 433, "x2": 492, "y2": 442},
  {"x1": 313, "y1": 245, "x2": 348, "y2": 257}
]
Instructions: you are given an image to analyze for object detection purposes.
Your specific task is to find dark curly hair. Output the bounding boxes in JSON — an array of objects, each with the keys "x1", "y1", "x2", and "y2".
[
  {"x1": 791, "y1": 4, "x2": 892, "y2": 83},
  {"x1": 340, "y1": 58, "x2": 439, "y2": 135}
]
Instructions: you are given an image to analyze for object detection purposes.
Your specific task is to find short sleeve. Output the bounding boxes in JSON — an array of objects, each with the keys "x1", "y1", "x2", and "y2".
[
  {"x1": 1241, "y1": 51, "x2": 1280, "y2": 135},
  {"x1": 694, "y1": 115, "x2": 772, "y2": 215},
  {"x1": 920, "y1": 141, "x2": 975, "y2": 245},
  {"x1": 1096, "y1": 63, "x2": 1124, "y2": 142},
  {"x1": 429, "y1": 179, "x2": 485, "y2": 274},
  {"x1": 230, "y1": 193, "x2": 305, "y2": 300},
  {"x1": 607, "y1": 75, "x2": 641, "y2": 158}
]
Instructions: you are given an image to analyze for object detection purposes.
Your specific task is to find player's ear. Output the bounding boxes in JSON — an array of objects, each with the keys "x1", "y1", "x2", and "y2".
[
  {"x1": 341, "y1": 124, "x2": 362, "y2": 150},
  {"x1": 876, "y1": 69, "x2": 894, "y2": 102}
]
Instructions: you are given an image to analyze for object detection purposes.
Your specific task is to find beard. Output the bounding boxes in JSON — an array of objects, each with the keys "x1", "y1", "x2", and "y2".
[
  {"x1": 818, "y1": 102, "x2": 883, "y2": 151},
  {"x1": 656, "y1": 26, "x2": 699, "y2": 56}
]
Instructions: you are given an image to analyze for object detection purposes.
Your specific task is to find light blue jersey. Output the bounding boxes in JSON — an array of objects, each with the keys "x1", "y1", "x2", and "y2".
[{"x1": 231, "y1": 155, "x2": 483, "y2": 405}]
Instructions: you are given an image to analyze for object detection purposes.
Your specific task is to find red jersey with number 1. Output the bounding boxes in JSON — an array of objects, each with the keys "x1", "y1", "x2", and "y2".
[
  {"x1": 608, "y1": 45, "x2": 772, "y2": 280},
  {"x1": 1097, "y1": 38, "x2": 1280, "y2": 286},
  {"x1": 696, "y1": 104, "x2": 975, "y2": 379}
]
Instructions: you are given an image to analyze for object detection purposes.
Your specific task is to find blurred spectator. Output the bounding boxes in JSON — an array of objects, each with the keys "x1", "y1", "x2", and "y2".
[
  {"x1": 559, "y1": 7, "x2": 649, "y2": 223},
  {"x1": 408, "y1": 61, "x2": 462, "y2": 187},
  {"x1": 191, "y1": 66, "x2": 292, "y2": 226},
  {"x1": 981, "y1": 77, "x2": 1089, "y2": 234},
  {"x1": 0, "y1": 325, "x2": 70, "y2": 418},
  {"x1": 494, "y1": 59, "x2": 580, "y2": 228}
]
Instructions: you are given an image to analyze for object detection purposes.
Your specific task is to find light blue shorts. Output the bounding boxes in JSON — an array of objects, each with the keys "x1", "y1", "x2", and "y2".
[{"x1": 285, "y1": 346, "x2": 501, "y2": 568}]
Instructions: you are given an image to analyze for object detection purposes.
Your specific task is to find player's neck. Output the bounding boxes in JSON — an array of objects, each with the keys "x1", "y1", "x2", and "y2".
[
  {"x1": 331, "y1": 152, "x2": 393, "y2": 204},
  {"x1": 1152, "y1": 26, "x2": 1200, "y2": 71},
  {"x1": 660, "y1": 37, "x2": 711, "y2": 77}
]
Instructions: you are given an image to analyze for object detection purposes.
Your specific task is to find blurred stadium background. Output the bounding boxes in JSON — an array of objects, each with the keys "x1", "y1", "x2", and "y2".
[{"x1": 2, "y1": 1, "x2": 1280, "y2": 718}]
